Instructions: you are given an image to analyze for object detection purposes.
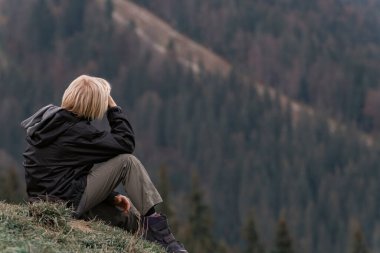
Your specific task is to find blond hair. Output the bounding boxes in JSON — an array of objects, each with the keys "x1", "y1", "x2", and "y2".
[{"x1": 61, "y1": 75, "x2": 111, "y2": 120}]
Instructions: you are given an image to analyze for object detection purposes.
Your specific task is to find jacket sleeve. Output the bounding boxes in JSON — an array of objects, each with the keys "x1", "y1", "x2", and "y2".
[
  {"x1": 63, "y1": 106, "x2": 135, "y2": 164},
  {"x1": 107, "y1": 106, "x2": 135, "y2": 152}
]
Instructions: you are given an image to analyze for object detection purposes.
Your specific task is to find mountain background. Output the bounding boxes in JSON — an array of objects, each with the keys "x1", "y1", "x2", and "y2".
[{"x1": 0, "y1": 0, "x2": 380, "y2": 252}]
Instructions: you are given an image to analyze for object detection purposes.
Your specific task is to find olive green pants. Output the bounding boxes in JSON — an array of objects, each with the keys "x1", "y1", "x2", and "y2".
[{"x1": 76, "y1": 154, "x2": 163, "y2": 231}]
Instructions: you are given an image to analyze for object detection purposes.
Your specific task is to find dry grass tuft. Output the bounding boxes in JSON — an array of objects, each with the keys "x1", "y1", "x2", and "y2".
[{"x1": 0, "y1": 201, "x2": 165, "y2": 253}]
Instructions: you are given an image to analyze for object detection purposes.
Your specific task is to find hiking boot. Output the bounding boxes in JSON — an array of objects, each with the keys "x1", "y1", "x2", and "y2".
[{"x1": 143, "y1": 214, "x2": 188, "y2": 253}]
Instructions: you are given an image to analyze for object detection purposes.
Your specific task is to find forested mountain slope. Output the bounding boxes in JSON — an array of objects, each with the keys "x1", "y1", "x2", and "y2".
[
  {"x1": 102, "y1": 0, "x2": 375, "y2": 148},
  {"x1": 132, "y1": 0, "x2": 380, "y2": 133},
  {"x1": 97, "y1": 0, "x2": 231, "y2": 76},
  {"x1": 0, "y1": 1, "x2": 379, "y2": 253}
]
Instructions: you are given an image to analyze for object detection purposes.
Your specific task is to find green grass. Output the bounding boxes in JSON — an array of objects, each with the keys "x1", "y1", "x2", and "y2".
[{"x1": 0, "y1": 201, "x2": 165, "y2": 253}]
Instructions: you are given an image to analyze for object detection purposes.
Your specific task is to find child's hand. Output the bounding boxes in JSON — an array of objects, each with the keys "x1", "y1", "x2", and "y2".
[
  {"x1": 114, "y1": 194, "x2": 131, "y2": 214},
  {"x1": 108, "y1": 95, "x2": 117, "y2": 108}
]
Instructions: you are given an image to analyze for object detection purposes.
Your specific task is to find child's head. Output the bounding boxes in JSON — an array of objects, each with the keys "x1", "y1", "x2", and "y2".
[{"x1": 61, "y1": 75, "x2": 111, "y2": 120}]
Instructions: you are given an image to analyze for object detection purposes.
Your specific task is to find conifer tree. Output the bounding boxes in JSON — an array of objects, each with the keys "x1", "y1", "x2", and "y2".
[
  {"x1": 105, "y1": 0, "x2": 114, "y2": 22},
  {"x1": 99, "y1": 0, "x2": 117, "y2": 78},
  {"x1": 61, "y1": 0, "x2": 86, "y2": 37},
  {"x1": 297, "y1": 76, "x2": 310, "y2": 103},
  {"x1": 104, "y1": 0, "x2": 115, "y2": 36},
  {"x1": 272, "y1": 219, "x2": 295, "y2": 253},
  {"x1": 157, "y1": 166, "x2": 174, "y2": 218},
  {"x1": 157, "y1": 165, "x2": 178, "y2": 233},
  {"x1": 243, "y1": 212, "x2": 265, "y2": 253},
  {"x1": 29, "y1": 0, "x2": 55, "y2": 51},
  {"x1": 0, "y1": 167, "x2": 24, "y2": 203},
  {"x1": 184, "y1": 172, "x2": 217, "y2": 253},
  {"x1": 351, "y1": 229, "x2": 369, "y2": 253}
]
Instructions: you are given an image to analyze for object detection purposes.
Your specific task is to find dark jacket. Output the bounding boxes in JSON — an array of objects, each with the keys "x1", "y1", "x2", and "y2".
[{"x1": 21, "y1": 105, "x2": 135, "y2": 206}]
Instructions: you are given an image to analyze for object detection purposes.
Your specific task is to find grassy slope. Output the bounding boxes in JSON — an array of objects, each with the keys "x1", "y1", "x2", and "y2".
[{"x1": 0, "y1": 202, "x2": 165, "y2": 253}]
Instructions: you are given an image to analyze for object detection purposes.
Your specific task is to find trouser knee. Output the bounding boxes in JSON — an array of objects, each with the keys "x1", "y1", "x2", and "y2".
[
  {"x1": 116, "y1": 154, "x2": 143, "y2": 172},
  {"x1": 118, "y1": 153, "x2": 140, "y2": 163}
]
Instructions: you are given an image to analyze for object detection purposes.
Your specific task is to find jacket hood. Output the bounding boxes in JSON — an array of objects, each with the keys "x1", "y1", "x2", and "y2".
[{"x1": 21, "y1": 104, "x2": 79, "y2": 147}]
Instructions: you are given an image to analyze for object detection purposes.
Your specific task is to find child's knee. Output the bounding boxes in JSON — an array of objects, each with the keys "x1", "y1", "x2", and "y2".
[{"x1": 117, "y1": 154, "x2": 140, "y2": 166}]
